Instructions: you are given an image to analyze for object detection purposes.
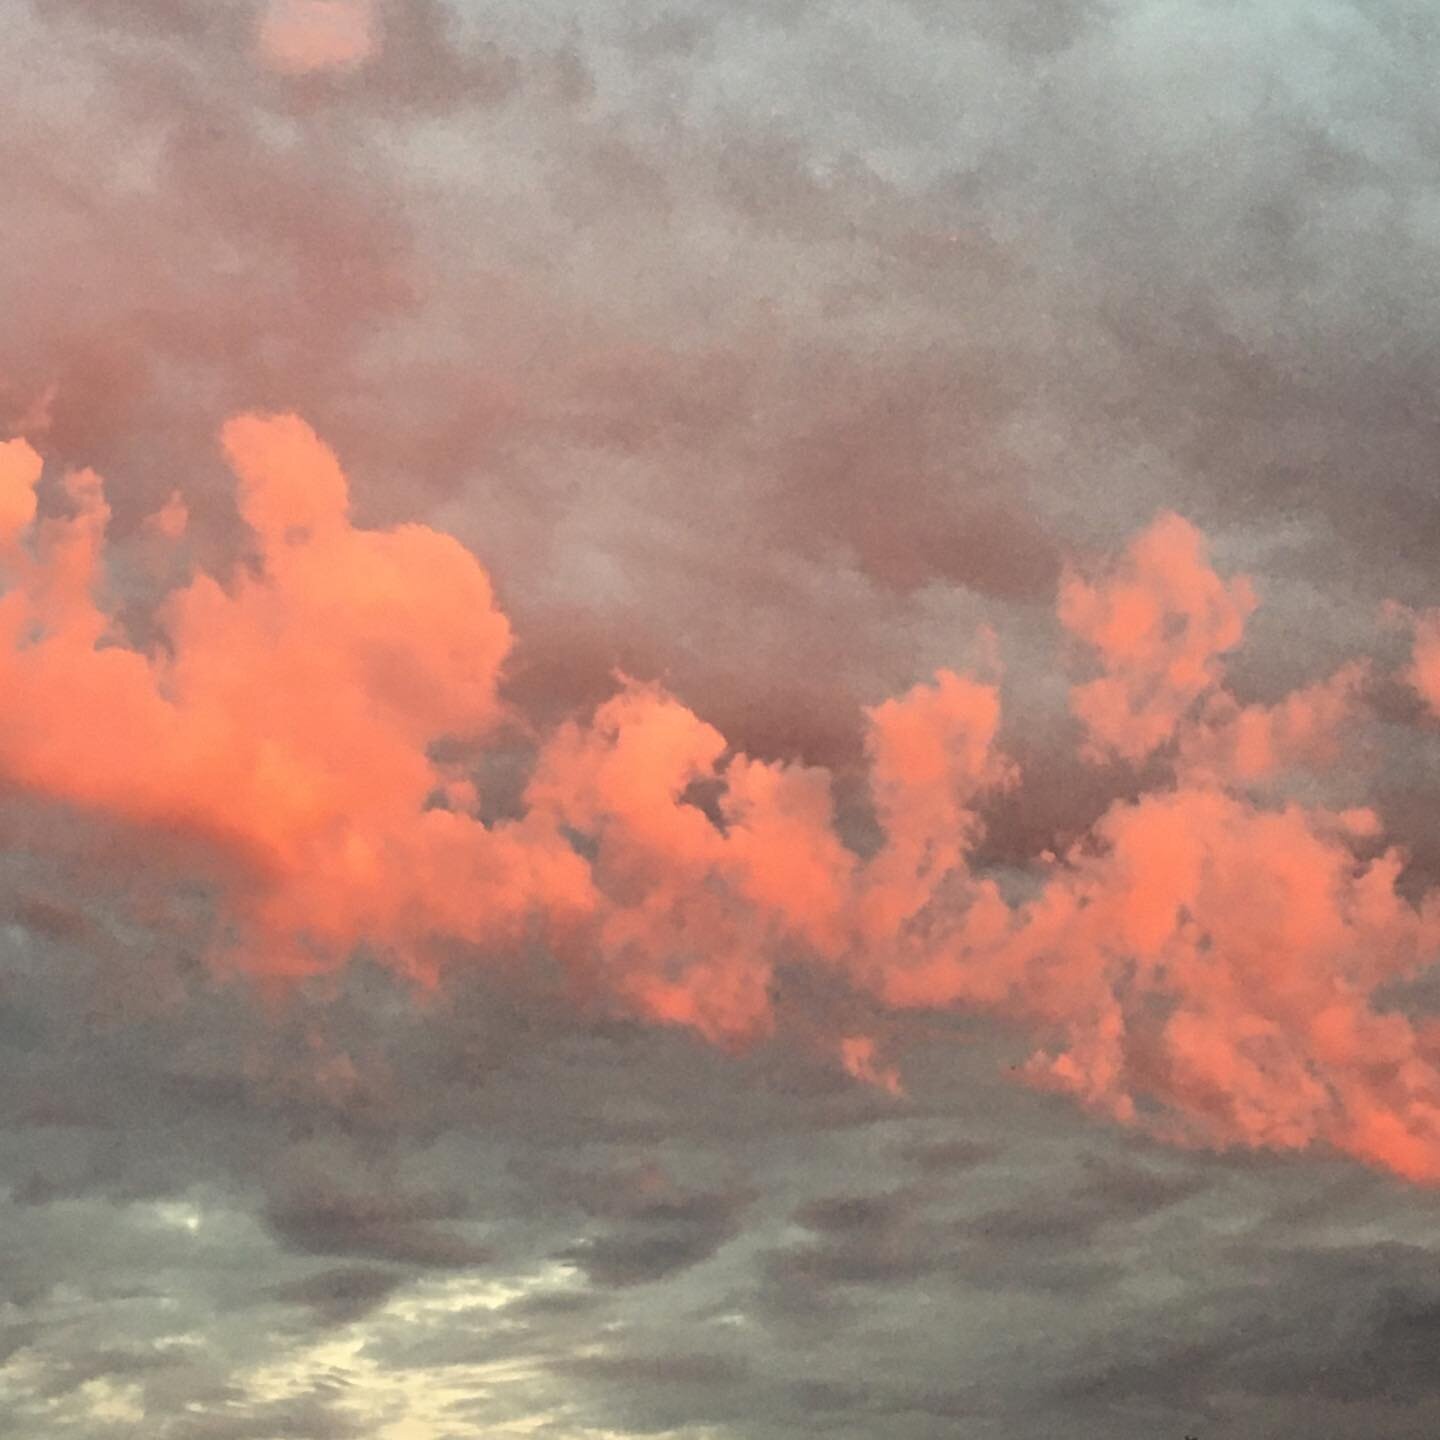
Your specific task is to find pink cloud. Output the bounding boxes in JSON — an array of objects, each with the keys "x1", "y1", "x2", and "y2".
[
  {"x1": 1059, "y1": 513, "x2": 1257, "y2": 764},
  {"x1": 258, "y1": 0, "x2": 377, "y2": 76},
  {"x1": 6, "y1": 413, "x2": 1440, "y2": 1184},
  {"x1": 1407, "y1": 608, "x2": 1440, "y2": 719}
]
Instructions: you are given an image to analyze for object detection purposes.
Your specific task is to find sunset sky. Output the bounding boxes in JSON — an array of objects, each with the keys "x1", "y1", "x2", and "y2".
[{"x1": 6, "y1": 2, "x2": 1440, "y2": 1437}]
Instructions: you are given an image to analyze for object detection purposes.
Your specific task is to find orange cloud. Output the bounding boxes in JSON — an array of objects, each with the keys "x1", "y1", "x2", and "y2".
[
  {"x1": 0, "y1": 412, "x2": 586, "y2": 981},
  {"x1": 524, "y1": 682, "x2": 861, "y2": 1042},
  {"x1": 258, "y1": 0, "x2": 377, "y2": 76},
  {"x1": 1407, "y1": 609, "x2": 1440, "y2": 718},
  {"x1": 1011, "y1": 790, "x2": 1440, "y2": 1177},
  {"x1": 0, "y1": 436, "x2": 41, "y2": 545},
  {"x1": 1178, "y1": 660, "x2": 1370, "y2": 785},
  {"x1": 1060, "y1": 513, "x2": 1256, "y2": 763},
  {"x1": 840, "y1": 1035, "x2": 904, "y2": 1097},
  {"x1": 7, "y1": 413, "x2": 1440, "y2": 1185},
  {"x1": 859, "y1": 670, "x2": 1012, "y2": 940}
]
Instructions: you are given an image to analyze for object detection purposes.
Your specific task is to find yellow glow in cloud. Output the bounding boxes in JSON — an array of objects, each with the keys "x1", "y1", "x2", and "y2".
[{"x1": 240, "y1": 1267, "x2": 580, "y2": 1438}]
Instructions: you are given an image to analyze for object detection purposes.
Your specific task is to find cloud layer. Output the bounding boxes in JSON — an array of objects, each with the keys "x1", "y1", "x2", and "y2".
[
  {"x1": 4, "y1": 412, "x2": 1440, "y2": 1186},
  {"x1": 8, "y1": 2, "x2": 1440, "y2": 1436}
]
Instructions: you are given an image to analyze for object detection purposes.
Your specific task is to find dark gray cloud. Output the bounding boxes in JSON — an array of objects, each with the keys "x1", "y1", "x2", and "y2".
[
  {"x1": 269, "y1": 1265, "x2": 409, "y2": 1327},
  {"x1": 557, "y1": 1179, "x2": 755, "y2": 1288},
  {"x1": 261, "y1": 1167, "x2": 493, "y2": 1268}
]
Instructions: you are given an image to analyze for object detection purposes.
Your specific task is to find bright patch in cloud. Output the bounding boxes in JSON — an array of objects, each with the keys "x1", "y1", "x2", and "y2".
[{"x1": 258, "y1": 0, "x2": 377, "y2": 75}]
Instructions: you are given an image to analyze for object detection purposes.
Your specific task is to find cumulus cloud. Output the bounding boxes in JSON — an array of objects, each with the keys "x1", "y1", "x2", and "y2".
[
  {"x1": 0, "y1": 412, "x2": 591, "y2": 982},
  {"x1": 1058, "y1": 512, "x2": 1257, "y2": 764},
  {"x1": 3, "y1": 413, "x2": 1440, "y2": 1188}
]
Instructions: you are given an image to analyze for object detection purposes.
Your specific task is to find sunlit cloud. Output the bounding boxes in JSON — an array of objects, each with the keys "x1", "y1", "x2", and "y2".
[
  {"x1": 258, "y1": 0, "x2": 377, "y2": 75},
  {"x1": 3, "y1": 412, "x2": 1440, "y2": 1183}
]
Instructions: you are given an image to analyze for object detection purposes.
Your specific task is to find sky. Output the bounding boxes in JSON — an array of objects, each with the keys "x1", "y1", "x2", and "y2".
[{"x1": 5, "y1": 0, "x2": 1440, "y2": 1436}]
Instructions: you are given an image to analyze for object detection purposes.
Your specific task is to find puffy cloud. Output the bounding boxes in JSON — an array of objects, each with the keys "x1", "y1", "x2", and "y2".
[
  {"x1": 1013, "y1": 789, "x2": 1440, "y2": 1176},
  {"x1": 1177, "y1": 659, "x2": 1371, "y2": 785},
  {"x1": 0, "y1": 413, "x2": 587, "y2": 981},
  {"x1": 1059, "y1": 512, "x2": 1257, "y2": 764},
  {"x1": 5, "y1": 411, "x2": 1440, "y2": 1192}
]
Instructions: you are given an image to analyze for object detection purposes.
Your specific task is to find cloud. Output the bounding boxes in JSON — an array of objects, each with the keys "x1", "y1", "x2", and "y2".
[
  {"x1": 0, "y1": 412, "x2": 590, "y2": 982},
  {"x1": 257, "y1": 1, "x2": 377, "y2": 76},
  {"x1": 11, "y1": 4, "x2": 1440, "y2": 1432},
  {"x1": 1406, "y1": 608, "x2": 1440, "y2": 719},
  {"x1": 1058, "y1": 512, "x2": 1257, "y2": 764},
  {"x1": 4, "y1": 416, "x2": 1440, "y2": 1186},
  {"x1": 0, "y1": 439, "x2": 41, "y2": 544},
  {"x1": 262, "y1": 1146, "x2": 491, "y2": 1266},
  {"x1": 268, "y1": 1265, "x2": 408, "y2": 1325},
  {"x1": 558, "y1": 1179, "x2": 755, "y2": 1287}
]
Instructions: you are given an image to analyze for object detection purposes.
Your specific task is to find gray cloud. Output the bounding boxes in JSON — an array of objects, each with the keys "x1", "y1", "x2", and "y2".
[{"x1": 268, "y1": 1265, "x2": 409, "y2": 1327}]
